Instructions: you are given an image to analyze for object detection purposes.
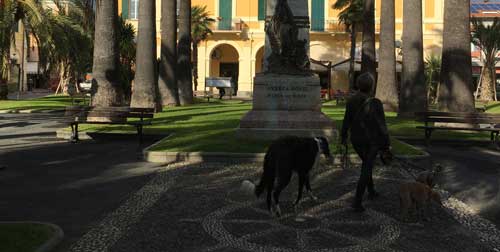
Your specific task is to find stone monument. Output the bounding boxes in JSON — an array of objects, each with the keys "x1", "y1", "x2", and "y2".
[{"x1": 237, "y1": 0, "x2": 335, "y2": 140}]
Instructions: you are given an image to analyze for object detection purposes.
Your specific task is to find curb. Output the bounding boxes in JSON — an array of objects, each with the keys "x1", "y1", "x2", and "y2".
[
  {"x1": 0, "y1": 221, "x2": 64, "y2": 252},
  {"x1": 144, "y1": 150, "x2": 429, "y2": 164},
  {"x1": 143, "y1": 135, "x2": 430, "y2": 164},
  {"x1": 56, "y1": 128, "x2": 93, "y2": 140},
  {"x1": 0, "y1": 109, "x2": 64, "y2": 114}
]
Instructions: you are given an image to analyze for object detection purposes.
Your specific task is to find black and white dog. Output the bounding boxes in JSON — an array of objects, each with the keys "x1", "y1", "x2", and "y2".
[{"x1": 242, "y1": 136, "x2": 332, "y2": 217}]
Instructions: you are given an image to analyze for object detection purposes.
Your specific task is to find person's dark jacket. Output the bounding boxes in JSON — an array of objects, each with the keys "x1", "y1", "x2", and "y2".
[{"x1": 341, "y1": 92, "x2": 390, "y2": 147}]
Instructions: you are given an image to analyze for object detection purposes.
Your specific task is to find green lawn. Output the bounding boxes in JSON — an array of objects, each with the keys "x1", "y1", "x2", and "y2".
[
  {"x1": 0, "y1": 95, "x2": 73, "y2": 111},
  {"x1": 5, "y1": 95, "x2": 499, "y2": 155},
  {"x1": 73, "y1": 99, "x2": 423, "y2": 155},
  {"x1": 484, "y1": 101, "x2": 500, "y2": 113},
  {"x1": 0, "y1": 223, "x2": 55, "y2": 252}
]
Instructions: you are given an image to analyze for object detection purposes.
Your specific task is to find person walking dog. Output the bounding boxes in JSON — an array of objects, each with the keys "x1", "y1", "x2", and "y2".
[{"x1": 341, "y1": 73, "x2": 391, "y2": 212}]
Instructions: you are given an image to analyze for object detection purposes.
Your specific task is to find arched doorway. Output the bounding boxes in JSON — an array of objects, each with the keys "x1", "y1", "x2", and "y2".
[
  {"x1": 210, "y1": 44, "x2": 239, "y2": 95},
  {"x1": 255, "y1": 47, "x2": 265, "y2": 75}
]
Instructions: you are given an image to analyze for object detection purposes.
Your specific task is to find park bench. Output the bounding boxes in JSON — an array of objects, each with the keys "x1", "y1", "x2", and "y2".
[
  {"x1": 194, "y1": 90, "x2": 214, "y2": 101},
  {"x1": 332, "y1": 89, "x2": 348, "y2": 105},
  {"x1": 204, "y1": 77, "x2": 233, "y2": 101},
  {"x1": 70, "y1": 81, "x2": 92, "y2": 105},
  {"x1": 321, "y1": 89, "x2": 349, "y2": 105},
  {"x1": 63, "y1": 106, "x2": 154, "y2": 143},
  {"x1": 415, "y1": 111, "x2": 500, "y2": 146},
  {"x1": 70, "y1": 93, "x2": 91, "y2": 105}
]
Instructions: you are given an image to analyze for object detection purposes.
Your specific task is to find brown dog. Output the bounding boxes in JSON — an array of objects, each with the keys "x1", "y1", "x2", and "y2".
[
  {"x1": 416, "y1": 163, "x2": 443, "y2": 188},
  {"x1": 399, "y1": 181, "x2": 442, "y2": 222}
]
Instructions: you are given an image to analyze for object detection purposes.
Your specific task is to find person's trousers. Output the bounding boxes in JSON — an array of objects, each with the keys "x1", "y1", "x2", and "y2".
[{"x1": 351, "y1": 141, "x2": 380, "y2": 204}]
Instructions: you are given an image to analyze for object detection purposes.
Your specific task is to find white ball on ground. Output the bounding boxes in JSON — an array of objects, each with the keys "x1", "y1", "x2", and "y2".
[{"x1": 240, "y1": 180, "x2": 256, "y2": 196}]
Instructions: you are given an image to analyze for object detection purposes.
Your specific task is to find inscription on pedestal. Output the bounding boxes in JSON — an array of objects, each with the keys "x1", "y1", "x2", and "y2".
[
  {"x1": 266, "y1": 85, "x2": 308, "y2": 99},
  {"x1": 253, "y1": 75, "x2": 321, "y2": 111}
]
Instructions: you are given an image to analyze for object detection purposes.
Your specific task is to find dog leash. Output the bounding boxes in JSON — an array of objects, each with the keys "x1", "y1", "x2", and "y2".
[{"x1": 339, "y1": 144, "x2": 349, "y2": 169}]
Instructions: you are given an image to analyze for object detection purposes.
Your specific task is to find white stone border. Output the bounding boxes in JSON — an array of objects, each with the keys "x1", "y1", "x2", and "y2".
[
  {"x1": 143, "y1": 134, "x2": 429, "y2": 164},
  {"x1": 0, "y1": 221, "x2": 64, "y2": 252},
  {"x1": 0, "y1": 109, "x2": 64, "y2": 114},
  {"x1": 443, "y1": 197, "x2": 500, "y2": 250}
]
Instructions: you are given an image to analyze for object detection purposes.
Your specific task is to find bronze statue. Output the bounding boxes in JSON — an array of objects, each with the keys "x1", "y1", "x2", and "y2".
[{"x1": 265, "y1": 0, "x2": 310, "y2": 75}]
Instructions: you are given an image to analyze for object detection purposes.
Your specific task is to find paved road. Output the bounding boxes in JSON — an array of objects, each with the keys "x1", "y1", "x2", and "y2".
[
  {"x1": 405, "y1": 139, "x2": 500, "y2": 229},
  {"x1": 1, "y1": 111, "x2": 499, "y2": 251},
  {"x1": 430, "y1": 144, "x2": 500, "y2": 228},
  {"x1": 0, "y1": 112, "x2": 166, "y2": 251}
]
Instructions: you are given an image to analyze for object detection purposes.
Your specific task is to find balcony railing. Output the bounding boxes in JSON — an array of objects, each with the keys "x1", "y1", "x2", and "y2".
[
  {"x1": 212, "y1": 19, "x2": 245, "y2": 31},
  {"x1": 211, "y1": 18, "x2": 377, "y2": 33},
  {"x1": 323, "y1": 20, "x2": 380, "y2": 33},
  {"x1": 218, "y1": 19, "x2": 232, "y2": 30},
  {"x1": 325, "y1": 20, "x2": 348, "y2": 33}
]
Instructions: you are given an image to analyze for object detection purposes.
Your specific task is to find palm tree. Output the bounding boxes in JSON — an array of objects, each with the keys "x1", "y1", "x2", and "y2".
[
  {"x1": 439, "y1": 0, "x2": 475, "y2": 112},
  {"x1": 471, "y1": 17, "x2": 500, "y2": 102},
  {"x1": 375, "y1": 0, "x2": 398, "y2": 112},
  {"x1": 361, "y1": 0, "x2": 376, "y2": 84},
  {"x1": 333, "y1": 0, "x2": 363, "y2": 91},
  {"x1": 399, "y1": 0, "x2": 426, "y2": 116},
  {"x1": 131, "y1": 0, "x2": 158, "y2": 109},
  {"x1": 35, "y1": 1, "x2": 92, "y2": 95},
  {"x1": 424, "y1": 54, "x2": 441, "y2": 105},
  {"x1": 91, "y1": 0, "x2": 123, "y2": 107},
  {"x1": 117, "y1": 15, "x2": 136, "y2": 103},
  {"x1": 177, "y1": 0, "x2": 194, "y2": 105},
  {"x1": 71, "y1": 0, "x2": 95, "y2": 35},
  {"x1": 158, "y1": 0, "x2": 180, "y2": 106},
  {"x1": 191, "y1": 5, "x2": 215, "y2": 91},
  {"x1": 0, "y1": 0, "x2": 43, "y2": 99}
]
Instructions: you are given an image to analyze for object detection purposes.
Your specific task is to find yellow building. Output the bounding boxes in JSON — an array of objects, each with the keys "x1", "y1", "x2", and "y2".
[
  {"x1": 8, "y1": 20, "x2": 39, "y2": 92},
  {"x1": 119, "y1": 0, "x2": 444, "y2": 97}
]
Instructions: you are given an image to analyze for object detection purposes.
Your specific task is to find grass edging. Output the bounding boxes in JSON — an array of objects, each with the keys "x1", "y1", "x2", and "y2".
[
  {"x1": 0, "y1": 221, "x2": 64, "y2": 252},
  {"x1": 56, "y1": 128, "x2": 92, "y2": 140},
  {"x1": 143, "y1": 135, "x2": 429, "y2": 164}
]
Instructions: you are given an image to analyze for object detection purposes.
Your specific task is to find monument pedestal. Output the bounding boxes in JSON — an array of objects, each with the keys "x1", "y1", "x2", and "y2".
[{"x1": 237, "y1": 74, "x2": 335, "y2": 140}]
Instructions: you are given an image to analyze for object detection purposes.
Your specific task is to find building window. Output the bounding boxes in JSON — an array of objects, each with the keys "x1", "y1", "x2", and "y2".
[
  {"x1": 258, "y1": 0, "x2": 266, "y2": 21},
  {"x1": 122, "y1": 0, "x2": 129, "y2": 19},
  {"x1": 311, "y1": 0, "x2": 325, "y2": 31},
  {"x1": 129, "y1": 0, "x2": 139, "y2": 20},
  {"x1": 219, "y1": 0, "x2": 232, "y2": 30}
]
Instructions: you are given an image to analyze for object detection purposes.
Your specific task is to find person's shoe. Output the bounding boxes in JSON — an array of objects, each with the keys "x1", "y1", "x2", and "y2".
[
  {"x1": 368, "y1": 191, "x2": 380, "y2": 200},
  {"x1": 351, "y1": 202, "x2": 365, "y2": 212}
]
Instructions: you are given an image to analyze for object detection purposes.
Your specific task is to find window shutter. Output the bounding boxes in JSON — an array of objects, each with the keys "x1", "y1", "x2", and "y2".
[
  {"x1": 218, "y1": 0, "x2": 232, "y2": 30},
  {"x1": 311, "y1": 0, "x2": 325, "y2": 31},
  {"x1": 258, "y1": 0, "x2": 266, "y2": 20},
  {"x1": 122, "y1": 0, "x2": 129, "y2": 19}
]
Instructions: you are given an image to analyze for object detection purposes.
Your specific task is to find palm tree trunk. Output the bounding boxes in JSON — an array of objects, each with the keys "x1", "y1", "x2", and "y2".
[
  {"x1": 192, "y1": 40, "x2": 199, "y2": 91},
  {"x1": 0, "y1": 3, "x2": 10, "y2": 100},
  {"x1": 158, "y1": 0, "x2": 180, "y2": 106},
  {"x1": 361, "y1": 0, "x2": 376, "y2": 88},
  {"x1": 91, "y1": 0, "x2": 123, "y2": 107},
  {"x1": 177, "y1": 0, "x2": 194, "y2": 105},
  {"x1": 438, "y1": 0, "x2": 474, "y2": 112},
  {"x1": 494, "y1": 71, "x2": 498, "y2": 102},
  {"x1": 475, "y1": 67, "x2": 484, "y2": 100},
  {"x1": 399, "y1": 0, "x2": 426, "y2": 117},
  {"x1": 349, "y1": 23, "x2": 356, "y2": 91},
  {"x1": 376, "y1": 0, "x2": 399, "y2": 112},
  {"x1": 479, "y1": 64, "x2": 495, "y2": 102},
  {"x1": 131, "y1": 0, "x2": 158, "y2": 109}
]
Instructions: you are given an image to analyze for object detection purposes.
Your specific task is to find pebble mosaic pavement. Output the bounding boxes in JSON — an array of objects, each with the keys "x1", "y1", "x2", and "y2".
[{"x1": 69, "y1": 161, "x2": 500, "y2": 252}]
